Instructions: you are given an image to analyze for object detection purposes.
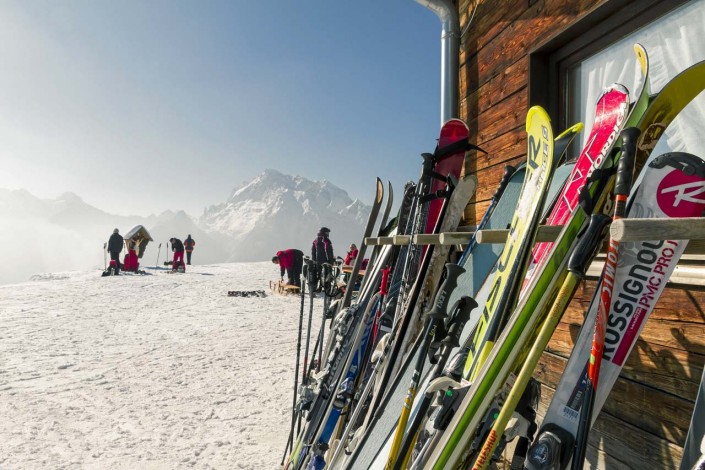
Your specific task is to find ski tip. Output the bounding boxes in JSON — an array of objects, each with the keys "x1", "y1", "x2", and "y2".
[
  {"x1": 634, "y1": 43, "x2": 649, "y2": 76},
  {"x1": 441, "y1": 118, "x2": 470, "y2": 132},
  {"x1": 596, "y1": 83, "x2": 630, "y2": 105},
  {"x1": 526, "y1": 106, "x2": 551, "y2": 132},
  {"x1": 555, "y1": 122, "x2": 584, "y2": 140}
]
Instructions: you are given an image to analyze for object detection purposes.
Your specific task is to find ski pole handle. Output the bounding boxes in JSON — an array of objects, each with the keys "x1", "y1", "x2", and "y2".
[
  {"x1": 428, "y1": 263, "x2": 465, "y2": 320},
  {"x1": 492, "y1": 165, "x2": 516, "y2": 202},
  {"x1": 441, "y1": 295, "x2": 478, "y2": 348},
  {"x1": 568, "y1": 213, "x2": 612, "y2": 276},
  {"x1": 615, "y1": 127, "x2": 641, "y2": 197}
]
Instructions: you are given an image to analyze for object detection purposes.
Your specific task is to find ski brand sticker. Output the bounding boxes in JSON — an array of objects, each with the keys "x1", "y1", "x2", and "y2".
[
  {"x1": 657, "y1": 171, "x2": 705, "y2": 217},
  {"x1": 605, "y1": 239, "x2": 678, "y2": 365}
]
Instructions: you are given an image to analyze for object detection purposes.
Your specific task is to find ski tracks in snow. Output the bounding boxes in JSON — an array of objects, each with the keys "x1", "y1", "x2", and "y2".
[{"x1": 0, "y1": 262, "x2": 321, "y2": 469}]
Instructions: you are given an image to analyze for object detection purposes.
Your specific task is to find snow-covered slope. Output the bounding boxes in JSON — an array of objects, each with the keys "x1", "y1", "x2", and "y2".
[
  {"x1": 0, "y1": 170, "x2": 370, "y2": 285},
  {"x1": 0, "y1": 262, "x2": 310, "y2": 469}
]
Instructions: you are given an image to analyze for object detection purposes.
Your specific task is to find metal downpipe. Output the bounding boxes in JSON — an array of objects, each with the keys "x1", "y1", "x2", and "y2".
[{"x1": 414, "y1": 0, "x2": 460, "y2": 124}]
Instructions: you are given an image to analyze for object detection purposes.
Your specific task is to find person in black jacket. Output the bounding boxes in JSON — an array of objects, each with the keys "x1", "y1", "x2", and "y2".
[
  {"x1": 170, "y1": 237, "x2": 185, "y2": 271},
  {"x1": 184, "y1": 234, "x2": 196, "y2": 265},
  {"x1": 312, "y1": 227, "x2": 334, "y2": 264},
  {"x1": 311, "y1": 227, "x2": 335, "y2": 291},
  {"x1": 107, "y1": 228, "x2": 124, "y2": 274}
]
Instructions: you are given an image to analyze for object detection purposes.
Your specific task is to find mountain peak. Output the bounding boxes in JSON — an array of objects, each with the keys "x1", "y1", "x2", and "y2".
[{"x1": 202, "y1": 170, "x2": 371, "y2": 262}]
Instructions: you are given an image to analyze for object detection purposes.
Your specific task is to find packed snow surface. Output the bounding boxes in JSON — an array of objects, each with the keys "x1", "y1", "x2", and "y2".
[{"x1": 0, "y1": 261, "x2": 321, "y2": 469}]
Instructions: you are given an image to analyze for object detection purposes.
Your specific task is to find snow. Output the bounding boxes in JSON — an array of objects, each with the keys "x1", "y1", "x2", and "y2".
[{"x1": 0, "y1": 261, "x2": 322, "y2": 469}]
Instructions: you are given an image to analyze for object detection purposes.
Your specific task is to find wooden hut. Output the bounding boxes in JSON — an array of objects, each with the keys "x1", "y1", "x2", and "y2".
[{"x1": 452, "y1": 0, "x2": 705, "y2": 467}]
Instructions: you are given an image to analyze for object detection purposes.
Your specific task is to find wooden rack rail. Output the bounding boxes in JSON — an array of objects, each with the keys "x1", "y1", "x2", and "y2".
[{"x1": 365, "y1": 218, "x2": 705, "y2": 285}]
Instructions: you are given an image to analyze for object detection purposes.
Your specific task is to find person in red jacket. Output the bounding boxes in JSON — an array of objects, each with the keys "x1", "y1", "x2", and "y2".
[
  {"x1": 344, "y1": 243, "x2": 358, "y2": 265},
  {"x1": 170, "y1": 238, "x2": 185, "y2": 272},
  {"x1": 272, "y1": 249, "x2": 304, "y2": 287}
]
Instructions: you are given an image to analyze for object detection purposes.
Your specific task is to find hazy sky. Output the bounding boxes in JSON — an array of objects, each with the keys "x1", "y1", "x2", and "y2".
[{"x1": 0, "y1": 1, "x2": 443, "y2": 216}]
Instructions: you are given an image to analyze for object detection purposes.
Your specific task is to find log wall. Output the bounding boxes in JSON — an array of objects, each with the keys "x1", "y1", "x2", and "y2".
[{"x1": 456, "y1": 0, "x2": 705, "y2": 467}]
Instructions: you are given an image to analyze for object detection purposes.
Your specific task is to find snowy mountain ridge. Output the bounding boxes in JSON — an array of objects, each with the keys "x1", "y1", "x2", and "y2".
[
  {"x1": 0, "y1": 170, "x2": 371, "y2": 284},
  {"x1": 201, "y1": 169, "x2": 370, "y2": 262}
]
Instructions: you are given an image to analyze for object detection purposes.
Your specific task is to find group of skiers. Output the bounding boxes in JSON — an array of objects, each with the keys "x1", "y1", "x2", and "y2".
[
  {"x1": 272, "y1": 227, "x2": 359, "y2": 288},
  {"x1": 105, "y1": 229, "x2": 195, "y2": 275}
]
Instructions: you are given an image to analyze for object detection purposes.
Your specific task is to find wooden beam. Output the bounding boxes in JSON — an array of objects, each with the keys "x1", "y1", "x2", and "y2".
[
  {"x1": 476, "y1": 225, "x2": 564, "y2": 244},
  {"x1": 393, "y1": 235, "x2": 411, "y2": 246},
  {"x1": 440, "y1": 232, "x2": 474, "y2": 245},
  {"x1": 611, "y1": 217, "x2": 705, "y2": 242},
  {"x1": 412, "y1": 234, "x2": 440, "y2": 245}
]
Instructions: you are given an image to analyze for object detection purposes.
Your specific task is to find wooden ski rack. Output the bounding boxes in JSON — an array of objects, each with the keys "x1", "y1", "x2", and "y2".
[
  {"x1": 364, "y1": 218, "x2": 705, "y2": 254},
  {"x1": 365, "y1": 218, "x2": 705, "y2": 285}
]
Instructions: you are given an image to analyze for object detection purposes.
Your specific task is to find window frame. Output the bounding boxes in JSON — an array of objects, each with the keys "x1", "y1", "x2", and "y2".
[
  {"x1": 528, "y1": 0, "x2": 691, "y2": 130},
  {"x1": 527, "y1": 0, "x2": 704, "y2": 284}
]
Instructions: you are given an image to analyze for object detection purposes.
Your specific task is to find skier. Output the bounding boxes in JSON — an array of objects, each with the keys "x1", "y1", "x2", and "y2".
[
  {"x1": 107, "y1": 228, "x2": 124, "y2": 274},
  {"x1": 311, "y1": 227, "x2": 334, "y2": 290},
  {"x1": 272, "y1": 249, "x2": 304, "y2": 287},
  {"x1": 170, "y1": 237, "x2": 185, "y2": 272},
  {"x1": 344, "y1": 243, "x2": 358, "y2": 266},
  {"x1": 184, "y1": 234, "x2": 196, "y2": 265}
]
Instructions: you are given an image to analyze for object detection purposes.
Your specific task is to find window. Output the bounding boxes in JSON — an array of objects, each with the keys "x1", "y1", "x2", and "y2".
[
  {"x1": 566, "y1": 0, "x2": 705, "y2": 164},
  {"x1": 530, "y1": 0, "x2": 705, "y2": 283}
]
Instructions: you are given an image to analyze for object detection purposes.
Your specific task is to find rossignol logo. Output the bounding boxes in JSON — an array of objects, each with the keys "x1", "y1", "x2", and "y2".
[
  {"x1": 604, "y1": 239, "x2": 677, "y2": 365},
  {"x1": 657, "y1": 170, "x2": 705, "y2": 217}
]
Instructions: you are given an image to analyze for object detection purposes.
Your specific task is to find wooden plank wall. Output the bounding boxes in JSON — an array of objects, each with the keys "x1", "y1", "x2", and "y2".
[{"x1": 457, "y1": 0, "x2": 705, "y2": 467}]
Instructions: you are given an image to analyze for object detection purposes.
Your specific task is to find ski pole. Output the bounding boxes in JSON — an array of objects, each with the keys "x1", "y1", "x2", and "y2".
[
  {"x1": 470, "y1": 212, "x2": 611, "y2": 470},
  {"x1": 571, "y1": 127, "x2": 640, "y2": 470},
  {"x1": 302, "y1": 259, "x2": 316, "y2": 381},
  {"x1": 281, "y1": 271, "x2": 307, "y2": 466},
  {"x1": 155, "y1": 243, "x2": 162, "y2": 269},
  {"x1": 103, "y1": 242, "x2": 107, "y2": 270},
  {"x1": 393, "y1": 295, "x2": 477, "y2": 470},
  {"x1": 385, "y1": 263, "x2": 466, "y2": 469}
]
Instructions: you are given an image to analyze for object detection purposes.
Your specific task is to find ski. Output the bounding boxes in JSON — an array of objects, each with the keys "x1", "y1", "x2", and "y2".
[
  {"x1": 526, "y1": 151, "x2": 705, "y2": 470},
  {"x1": 473, "y1": 212, "x2": 612, "y2": 470},
  {"x1": 395, "y1": 119, "x2": 480, "y2": 330},
  {"x1": 418, "y1": 100, "x2": 626, "y2": 469},
  {"x1": 681, "y1": 368, "x2": 705, "y2": 470},
  {"x1": 365, "y1": 122, "x2": 481, "y2": 421},
  {"x1": 521, "y1": 82, "x2": 633, "y2": 295},
  {"x1": 526, "y1": 57, "x2": 705, "y2": 470},
  {"x1": 344, "y1": 120, "x2": 581, "y2": 470},
  {"x1": 335, "y1": 124, "x2": 475, "y2": 463},
  {"x1": 339, "y1": 164, "x2": 528, "y2": 470},
  {"x1": 384, "y1": 260, "x2": 480, "y2": 468},
  {"x1": 570, "y1": 126, "x2": 641, "y2": 468},
  {"x1": 285, "y1": 178, "x2": 385, "y2": 469},
  {"x1": 469, "y1": 125, "x2": 640, "y2": 470},
  {"x1": 397, "y1": 172, "x2": 478, "y2": 375},
  {"x1": 301, "y1": 177, "x2": 457, "y2": 469},
  {"x1": 463, "y1": 105, "x2": 557, "y2": 383}
]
